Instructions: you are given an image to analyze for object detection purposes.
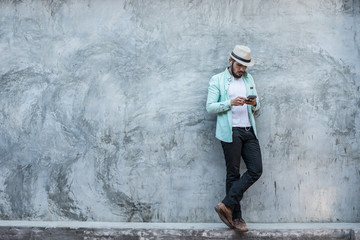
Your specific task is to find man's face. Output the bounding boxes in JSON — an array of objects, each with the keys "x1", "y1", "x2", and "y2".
[{"x1": 231, "y1": 61, "x2": 247, "y2": 78}]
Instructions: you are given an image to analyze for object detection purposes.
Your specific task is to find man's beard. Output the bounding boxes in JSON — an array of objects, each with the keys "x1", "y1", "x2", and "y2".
[{"x1": 231, "y1": 62, "x2": 244, "y2": 79}]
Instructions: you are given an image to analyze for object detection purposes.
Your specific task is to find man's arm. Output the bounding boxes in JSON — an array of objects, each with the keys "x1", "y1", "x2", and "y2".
[
  {"x1": 251, "y1": 82, "x2": 260, "y2": 112},
  {"x1": 206, "y1": 77, "x2": 231, "y2": 114}
]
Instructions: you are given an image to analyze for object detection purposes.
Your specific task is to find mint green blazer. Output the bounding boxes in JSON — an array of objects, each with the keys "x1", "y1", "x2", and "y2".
[{"x1": 206, "y1": 68, "x2": 260, "y2": 142}]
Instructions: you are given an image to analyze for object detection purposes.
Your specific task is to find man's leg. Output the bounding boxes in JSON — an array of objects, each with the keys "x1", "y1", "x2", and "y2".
[
  {"x1": 222, "y1": 129, "x2": 262, "y2": 215},
  {"x1": 220, "y1": 129, "x2": 243, "y2": 220}
]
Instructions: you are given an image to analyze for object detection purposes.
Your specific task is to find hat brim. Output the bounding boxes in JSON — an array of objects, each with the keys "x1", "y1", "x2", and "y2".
[{"x1": 229, "y1": 52, "x2": 254, "y2": 67}]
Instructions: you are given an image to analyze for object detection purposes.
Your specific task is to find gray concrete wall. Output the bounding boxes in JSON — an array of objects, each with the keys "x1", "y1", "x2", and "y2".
[{"x1": 0, "y1": 0, "x2": 359, "y2": 223}]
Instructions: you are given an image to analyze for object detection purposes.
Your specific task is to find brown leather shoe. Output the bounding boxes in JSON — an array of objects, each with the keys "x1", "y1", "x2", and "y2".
[
  {"x1": 214, "y1": 202, "x2": 233, "y2": 229},
  {"x1": 233, "y1": 218, "x2": 248, "y2": 232}
]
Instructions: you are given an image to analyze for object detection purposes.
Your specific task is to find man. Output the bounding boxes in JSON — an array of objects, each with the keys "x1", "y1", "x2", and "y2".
[{"x1": 206, "y1": 45, "x2": 262, "y2": 232}]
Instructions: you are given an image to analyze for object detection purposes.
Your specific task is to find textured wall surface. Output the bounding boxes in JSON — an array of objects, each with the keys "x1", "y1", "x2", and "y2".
[{"x1": 0, "y1": 0, "x2": 359, "y2": 223}]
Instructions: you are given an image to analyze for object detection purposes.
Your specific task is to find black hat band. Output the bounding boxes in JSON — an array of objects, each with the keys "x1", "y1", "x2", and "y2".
[{"x1": 231, "y1": 51, "x2": 251, "y2": 63}]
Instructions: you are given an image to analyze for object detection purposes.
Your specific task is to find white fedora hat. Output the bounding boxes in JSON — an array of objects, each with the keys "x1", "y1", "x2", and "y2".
[{"x1": 229, "y1": 45, "x2": 254, "y2": 67}]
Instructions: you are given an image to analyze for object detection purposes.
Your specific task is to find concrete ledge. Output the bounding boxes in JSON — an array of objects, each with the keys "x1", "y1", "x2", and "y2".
[{"x1": 0, "y1": 221, "x2": 358, "y2": 240}]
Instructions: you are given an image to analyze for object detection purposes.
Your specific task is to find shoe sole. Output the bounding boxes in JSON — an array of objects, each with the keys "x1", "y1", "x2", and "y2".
[
  {"x1": 234, "y1": 227, "x2": 249, "y2": 232},
  {"x1": 214, "y1": 205, "x2": 234, "y2": 229}
]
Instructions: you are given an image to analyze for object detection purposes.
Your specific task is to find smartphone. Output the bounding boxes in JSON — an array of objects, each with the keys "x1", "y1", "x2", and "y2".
[{"x1": 247, "y1": 95, "x2": 257, "y2": 100}]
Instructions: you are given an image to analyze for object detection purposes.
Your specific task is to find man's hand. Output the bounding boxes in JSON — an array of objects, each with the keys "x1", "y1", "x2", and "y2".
[
  {"x1": 245, "y1": 97, "x2": 257, "y2": 106},
  {"x1": 231, "y1": 96, "x2": 246, "y2": 106}
]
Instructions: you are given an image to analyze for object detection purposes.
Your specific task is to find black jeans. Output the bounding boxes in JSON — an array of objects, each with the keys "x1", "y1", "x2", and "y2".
[{"x1": 221, "y1": 127, "x2": 262, "y2": 220}]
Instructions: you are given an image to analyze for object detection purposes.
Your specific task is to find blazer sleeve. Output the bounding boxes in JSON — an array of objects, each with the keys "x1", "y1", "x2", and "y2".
[
  {"x1": 206, "y1": 77, "x2": 231, "y2": 114},
  {"x1": 251, "y1": 80, "x2": 260, "y2": 113}
]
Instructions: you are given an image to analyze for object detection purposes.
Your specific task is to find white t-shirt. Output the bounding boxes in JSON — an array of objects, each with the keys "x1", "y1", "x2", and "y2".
[{"x1": 228, "y1": 76, "x2": 251, "y2": 127}]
